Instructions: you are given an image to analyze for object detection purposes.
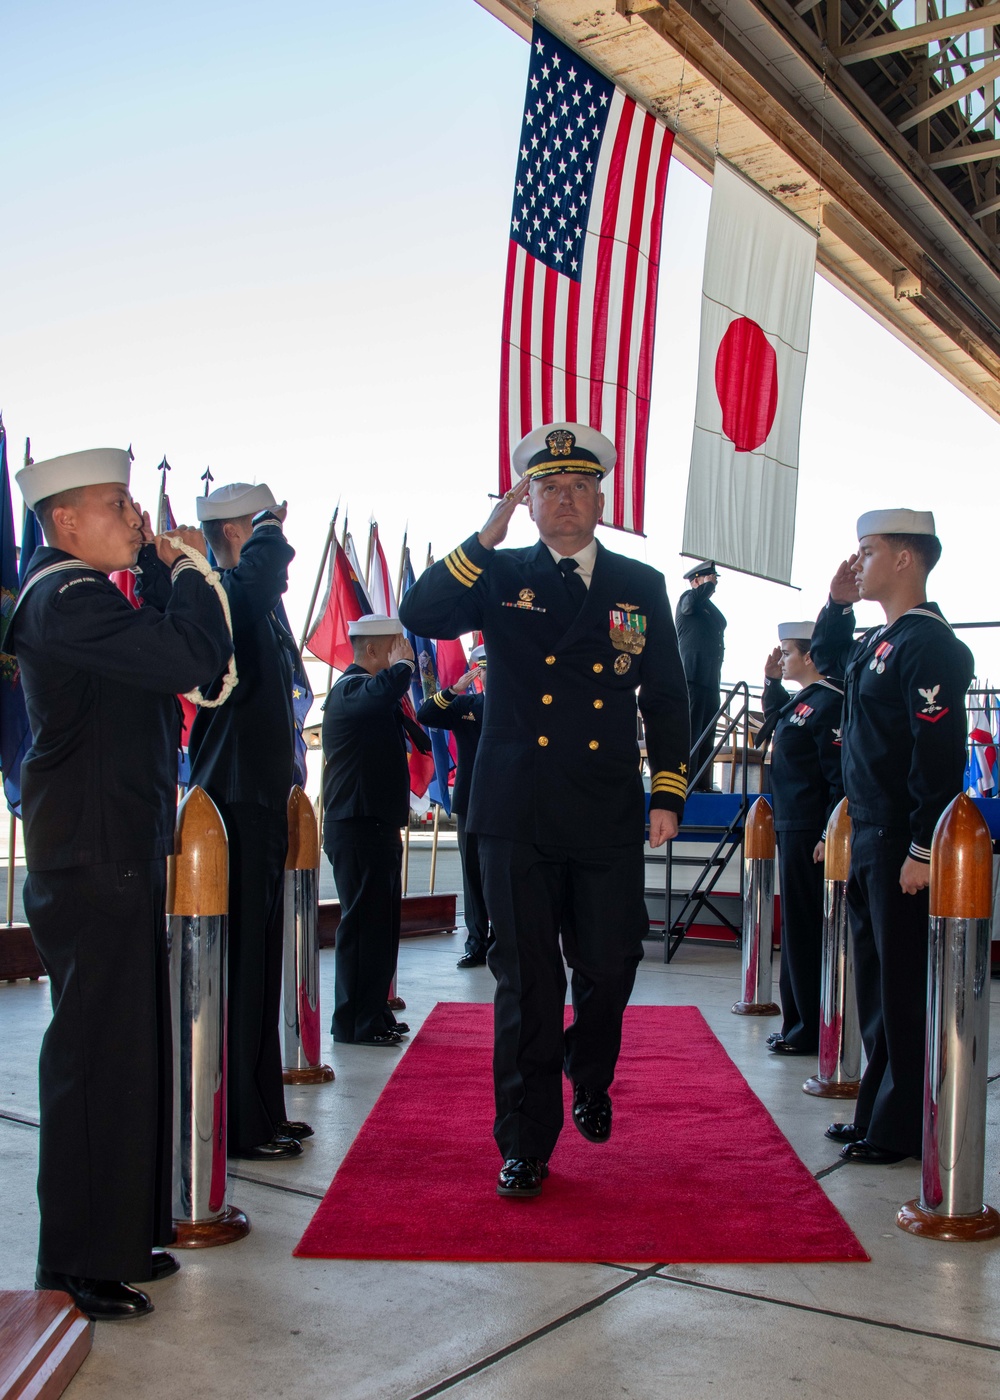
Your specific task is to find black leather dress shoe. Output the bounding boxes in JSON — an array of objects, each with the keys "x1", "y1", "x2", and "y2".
[
  {"x1": 840, "y1": 1138, "x2": 909, "y2": 1165},
  {"x1": 496, "y1": 1158, "x2": 548, "y2": 1197},
  {"x1": 149, "y1": 1250, "x2": 180, "y2": 1281},
  {"x1": 387, "y1": 1021, "x2": 410, "y2": 1035},
  {"x1": 766, "y1": 1032, "x2": 784, "y2": 1047},
  {"x1": 824, "y1": 1121, "x2": 862, "y2": 1144},
  {"x1": 355, "y1": 1031, "x2": 402, "y2": 1046},
  {"x1": 35, "y1": 1270, "x2": 154, "y2": 1321},
  {"x1": 276, "y1": 1120, "x2": 314, "y2": 1140},
  {"x1": 572, "y1": 1085, "x2": 612, "y2": 1143},
  {"x1": 231, "y1": 1135, "x2": 303, "y2": 1160},
  {"x1": 457, "y1": 952, "x2": 487, "y2": 968},
  {"x1": 769, "y1": 1040, "x2": 815, "y2": 1056}
]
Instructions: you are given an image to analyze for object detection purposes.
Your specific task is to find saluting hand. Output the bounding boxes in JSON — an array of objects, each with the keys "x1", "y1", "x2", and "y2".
[
  {"x1": 764, "y1": 646, "x2": 783, "y2": 681},
  {"x1": 388, "y1": 634, "x2": 415, "y2": 667},
  {"x1": 451, "y1": 666, "x2": 481, "y2": 693},
  {"x1": 830, "y1": 555, "x2": 861, "y2": 606},
  {"x1": 479, "y1": 477, "x2": 530, "y2": 551}
]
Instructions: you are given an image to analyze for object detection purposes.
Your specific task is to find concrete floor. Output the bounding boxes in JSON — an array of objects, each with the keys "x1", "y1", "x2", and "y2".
[{"x1": 2, "y1": 858, "x2": 1000, "y2": 1400}]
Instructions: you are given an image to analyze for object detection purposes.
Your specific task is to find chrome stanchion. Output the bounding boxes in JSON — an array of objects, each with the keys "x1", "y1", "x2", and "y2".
[
  {"x1": 282, "y1": 786, "x2": 334, "y2": 1085},
  {"x1": 732, "y1": 796, "x2": 780, "y2": 1017},
  {"x1": 898, "y1": 793, "x2": 1000, "y2": 1242},
  {"x1": 168, "y1": 786, "x2": 250, "y2": 1248},
  {"x1": 804, "y1": 797, "x2": 861, "y2": 1099}
]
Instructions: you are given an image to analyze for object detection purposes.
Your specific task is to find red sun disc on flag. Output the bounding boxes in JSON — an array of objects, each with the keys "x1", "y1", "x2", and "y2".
[{"x1": 714, "y1": 316, "x2": 779, "y2": 452}]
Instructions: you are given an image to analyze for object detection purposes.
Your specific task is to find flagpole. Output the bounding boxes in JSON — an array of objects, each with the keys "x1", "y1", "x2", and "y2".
[
  {"x1": 426, "y1": 543, "x2": 433, "y2": 570},
  {"x1": 298, "y1": 505, "x2": 339, "y2": 654},
  {"x1": 402, "y1": 824, "x2": 410, "y2": 897},
  {"x1": 5, "y1": 813, "x2": 15, "y2": 926},
  {"x1": 364, "y1": 520, "x2": 375, "y2": 593},
  {"x1": 428, "y1": 803, "x2": 440, "y2": 894},
  {"x1": 340, "y1": 510, "x2": 348, "y2": 550}
]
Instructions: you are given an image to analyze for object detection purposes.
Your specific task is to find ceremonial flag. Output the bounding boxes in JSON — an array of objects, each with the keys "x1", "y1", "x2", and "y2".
[
  {"x1": 966, "y1": 694, "x2": 998, "y2": 797},
  {"x1": 0, "y1": 424, "x2": 32, "y2": 814},
  {"x1": 367, "y1": 522, "x2": 398, "y2": 618},
  {"x1": 18, "y1": 507, "x2": 40, "y2": 586},
  {"x1": 682, "y1": 160, "x2": 816, "y2": 585},
  {"x1": 400, "y1": 548, "x2": 454, "y2": 814},
  {"x1": 498, "y1": 20, "x2": 674, "y2": 536},
  {"x1": 305, "y1": 534, "x2": 372, "y2": 673},
  {"x1": 274, "y1": 597, "x2": 314, "y2": 790}
]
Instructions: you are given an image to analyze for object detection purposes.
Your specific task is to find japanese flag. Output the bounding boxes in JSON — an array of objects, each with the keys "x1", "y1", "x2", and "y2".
[{"x1": 682, "y1": 161, "x2": 816, "y2": 585}]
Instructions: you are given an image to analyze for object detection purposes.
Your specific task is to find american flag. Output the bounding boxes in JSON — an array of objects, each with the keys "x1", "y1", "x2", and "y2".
[{"x1": 499, "y1": 22, "x2": 674, "y2": 535}]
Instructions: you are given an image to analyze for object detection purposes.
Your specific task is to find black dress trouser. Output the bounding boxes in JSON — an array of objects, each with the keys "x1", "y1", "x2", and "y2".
[
  {"x1": 456, "y1": 813, "x2": 490, "y2": 958},
  {"x1": 847, "y1": 819, "x2": 928, "y2": 1157},
  {"x1": 687, "y1": 682, "x2": 721, "y2": 790},
  {"x1": 219, "y1": 802, "x2": 289, "y2": 1152},
  {"x1": 25, "y1": 859, "x2": 173, "y2": 1282},
  {"x1": 326, "y1": 817, "x2": 402, "y2": 1043},
  {"x1": 775, "y1": 828, "x2": 824, "y2": 1051},
  {"x1": 479, "y1": 836, "x2": 646, "y2": 1162}
]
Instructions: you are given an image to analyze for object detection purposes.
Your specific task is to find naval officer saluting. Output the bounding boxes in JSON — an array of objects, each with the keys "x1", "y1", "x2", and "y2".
[
  {"x1": 9, "y1": 447, "x2": 232, "y2": 1319},
  {"x1": 399, "y1": 423, "x2": 690, "y2": 1198}
]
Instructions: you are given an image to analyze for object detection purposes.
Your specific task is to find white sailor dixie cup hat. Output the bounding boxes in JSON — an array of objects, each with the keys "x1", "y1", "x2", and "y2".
[
  {"x1": 512, "y1": 423, "x2": 616, "y2": 481},
  {"x1": 348, "y1": 614, "x2": 403, "y2": 637},
  {"x1": 15, "y1": 447, "x2": 131, "y2": 510},
  {"x1": 777, "y1": 621, "x2": 814, "y2": 642},
  {"x1": 196, "y1": 482, "x2": 278, "y2": 521},
  {"x1": 856, "y1": 509, "x2": 936, "y2": 538}
]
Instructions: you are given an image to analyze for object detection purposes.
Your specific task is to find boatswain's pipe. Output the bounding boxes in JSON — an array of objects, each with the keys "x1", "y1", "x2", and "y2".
[
  {"x1": 804, "y1": 797, "x2": 861, "y2": 1099},
  {"x1": 168, "y1": 786, "x2": 250, "y2": 1247},
  {"x1": 732, "y1": 796, "x2": 780, "y2": 1017},
  {"x1": 898, "y1": 793, "x2": 1000, "y2": 1242},
  {"x1": 282, "y1": 786, "x2": 334, "y2": 1085}
]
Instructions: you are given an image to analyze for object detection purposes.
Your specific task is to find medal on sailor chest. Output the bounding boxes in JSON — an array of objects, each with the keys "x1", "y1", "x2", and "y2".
[
  {"x1": 868, "y1": 640, "x2": 894, "y2": 675},
  {"x1": 609, "y1": 604, "x2": 646, "y2": 673}
]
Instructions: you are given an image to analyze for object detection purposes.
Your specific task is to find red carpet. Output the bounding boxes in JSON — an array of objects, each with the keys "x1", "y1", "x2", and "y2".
[{"x1": 294, "y1": 1003, "x2": 867, "y2": 1264}]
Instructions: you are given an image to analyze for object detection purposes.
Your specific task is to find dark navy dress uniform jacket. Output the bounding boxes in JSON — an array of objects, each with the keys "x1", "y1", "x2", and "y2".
[
  {"x1": 762, "y1": 677, "x2": 845, "y2": 832},
  {"x1": 416, "y1": 689, "x2": 484, "y2": 819},
  {"x1": 811, "y1": 599, "x2": 973, "y2": 861},
  {"x1": 398, "y1": 533, "x2": 690, "y2": 847}
]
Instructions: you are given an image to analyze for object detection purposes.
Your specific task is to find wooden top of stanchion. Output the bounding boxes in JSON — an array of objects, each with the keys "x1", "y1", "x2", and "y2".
[
  {"x1": 929, "y1": 792, "x2": 993, "y2": 919},
  {"x1": 824, "y1": 797, "x2": 851, "y2": 883},
  {"x1": 286, "y1": 785, "x2": 320, "y2": 871},
  {"x1": 167, "y1": 786, "x2": 228, "y2": 918},
  {"x1": 744, "y1": 795, "x2": 775, "y2": 860}
]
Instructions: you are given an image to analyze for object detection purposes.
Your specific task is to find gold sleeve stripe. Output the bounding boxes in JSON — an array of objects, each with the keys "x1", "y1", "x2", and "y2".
[
  {"x1": 651, "y1": 773, "x2": 687, "y2": 796},
  {"x1": 444, "y1": 552, "x2": 478, "y2": 588},
  {"x1": 432, "y1": 691, "x2": 451, "y2": 710},
  {"x1": 454, "y1": 545, "x2": 482, "y2": 578}
]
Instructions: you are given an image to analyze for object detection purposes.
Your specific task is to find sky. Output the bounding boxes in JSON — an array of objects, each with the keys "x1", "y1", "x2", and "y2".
[{"x1": 2, "y1": 0, "x2": 999, "y2": 697}]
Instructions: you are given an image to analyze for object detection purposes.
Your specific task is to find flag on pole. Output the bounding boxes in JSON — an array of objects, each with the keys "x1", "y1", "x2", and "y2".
[
  {"x1": 682, "y1": 160, "x2": 816, "y2": 585},
  {"x1": 966, "y1": 693, "x2": 998, "y2": 797},
  {"x1": 305, "y1": 536, "x2": 373, "y2": 672},
  {"x1": 367, "y1": 522, "x2": 398, "y2": 618},
  {"x1": 498, "y1": 20, "x2": 674, "y2": 536},
  {"x1": 0, "y1": 424, "x2": 32, "y2": 814},
  {"x1": 400, "y1": 548, "x2": 454, "y2": 814},
  {"x1": 18, "y1": 507, "x2": 40, "y2": 587}
]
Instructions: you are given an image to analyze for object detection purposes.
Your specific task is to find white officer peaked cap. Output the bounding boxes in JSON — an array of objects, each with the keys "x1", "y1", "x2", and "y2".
[
  {"x1": 348, "y1": 613, "x2": 403, "y2": 637},
  {"x1": 16, "y1": 447, "x2": 131, "y2": 510},
  {"x1": 196, "y1": 482, "x2": 277, "y2": 521},
  {"x1": 470, "y1": 644, "x2": 486, "y2": 664},
  {"x1": 857, "y1": 509, "x2": 936, "y2": 539},
  {"x1": 512, "y1": 422, "x2": 616, "y2": 481},
  {"x1": 777, "y1": 621, "x2": 814, "y2": 642}
]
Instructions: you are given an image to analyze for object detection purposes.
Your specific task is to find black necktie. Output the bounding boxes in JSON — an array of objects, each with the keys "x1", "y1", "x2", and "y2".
[{"x1": 557, "y1": 556, "x2": 587, "y2": 610}]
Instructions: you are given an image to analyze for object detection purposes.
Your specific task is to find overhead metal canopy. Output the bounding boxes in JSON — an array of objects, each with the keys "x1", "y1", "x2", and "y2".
[{"x1": 476, "y1": 0, "x2": 1000, "y2": 423}]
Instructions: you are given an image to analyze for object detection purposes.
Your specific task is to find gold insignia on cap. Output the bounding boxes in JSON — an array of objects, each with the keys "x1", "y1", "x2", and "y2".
[{"x1": 545, "y1": 429, "x2": 575, "y2": 457}]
